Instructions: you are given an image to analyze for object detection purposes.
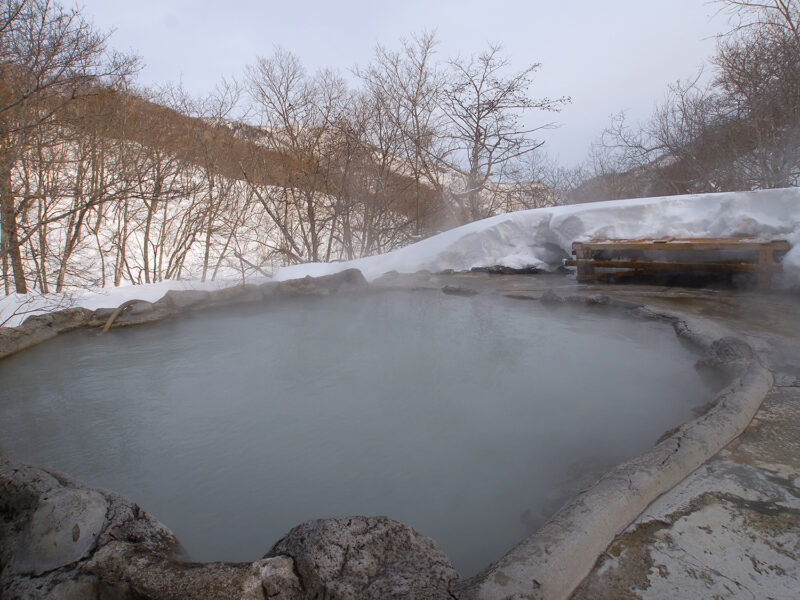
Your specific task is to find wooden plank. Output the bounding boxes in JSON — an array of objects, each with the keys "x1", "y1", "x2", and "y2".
[
  {"x1": 571, "y1": 260, "x2": 774, "y2": 273},
  {"x1": 572, "y1": 239, "x2": 790, "y2": 253},
  {"x1": 575, "y1": 237, "x2": 788, "y2": 245}
]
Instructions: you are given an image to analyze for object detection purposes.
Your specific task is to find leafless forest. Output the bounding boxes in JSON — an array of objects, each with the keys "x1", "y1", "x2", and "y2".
[{"x1": 1, "y1": 0, "x2": 797, "y2": 294}]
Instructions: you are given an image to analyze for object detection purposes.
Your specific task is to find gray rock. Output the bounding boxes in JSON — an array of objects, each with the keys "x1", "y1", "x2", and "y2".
[
  {"x1": 265, "y1": 516, "x2": 459, "y2": 599},
  {"x1": 0, "y1": 327, "x2": 26, "y2": 358},
  {"x1": 0, "y1": 456, "x2": 302, "y2": 600},
  {"x1": 206, "y1": 285, "x2": 247, "y2": 304},
  {"x1": 539, "y1": 289, "x2": 565, "y2": 304},
  {"x1": 275, "y1": 269, "x2": 368, "y2": 297},
  {"x1": 276, "y1": 276, "x2": 330, "y2": 296},
  {"x1": 374, "y1": 270, "x2": 400, "y2": 283},
  {"x1": 0, "y1": 323, "x2": 57, "y2": 358},
  {"x1": 11, "y1": 487, "x2": 107, "y2": 576},
  {"x1": 127, "y1": 301, "x2": 154, "y2": 315},
  {"x1": 584, "y1": 294, "x2": 612, "y2": 306},
  {"x1": 258, "y1": 281, "x2": 278, "y2": 298},
  {"x1": 19, "y1": 308, "x2": 93, "y2": 334},
  {"x1": 91, "y1": 307, "x2": 116, "y2": 321},
  {"x1": 201, "y1": 284, "x2": 267, "y2": 306},
  {"x1": 157, "y1": 289, "x2": 211, "y2": 310},
  {"x1": 327, "y1": 268, "x2": 369, "y2": 292},
  {"x1": 87, "y1": 543, "x2": 301, "y2": 600},
  {"x1": 442, "y1": 285, "x2": 479, "y2": 297},
  {"x1": 697, "y1": 336, "x2": 758, "y2": 373}
]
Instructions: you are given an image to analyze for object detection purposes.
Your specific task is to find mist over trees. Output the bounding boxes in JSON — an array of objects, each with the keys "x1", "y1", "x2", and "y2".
[
  {"x1": 573, "y1": 0, "x2": 800, "y2": 201},
  {"x1": 0, "y1": 0, "x2": 797, "y2": 294}
]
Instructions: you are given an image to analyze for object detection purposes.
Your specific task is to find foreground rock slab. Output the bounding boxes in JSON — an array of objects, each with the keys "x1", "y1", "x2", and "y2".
[
  {"x1": 0, "y1": 456, "x2": 302, "y2": 599},
  {"x1": 571, "y1": 385, "x2": 800, "y2": 600},
  {"x1": 1, "y1": 456, "x2": 457, "y2": 599}
]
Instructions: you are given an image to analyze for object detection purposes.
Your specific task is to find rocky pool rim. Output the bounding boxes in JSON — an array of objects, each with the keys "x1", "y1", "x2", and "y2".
[{"x1": 0, "y1": 268, "x2": 776, "y2": 600}]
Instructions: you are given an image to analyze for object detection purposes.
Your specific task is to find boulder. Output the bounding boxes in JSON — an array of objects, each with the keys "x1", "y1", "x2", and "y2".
[
  {"x1": 0, "y1": 324, "x2": 57, "y2": 358},
  {"x1": 275, "y1": 276, "x2": 329, "y2": 296},
  {"x1": 275, "y1": 269, "x2": 368, "y2": 297},
  {"x1": 539, "y1": 289, "x2": 565, "y2": 304},
  {"x1": 0, "y1": 456, "x2": 302, "y2": 600},
  {"x1": 19, "y1": 308, "x2": 91, "y2": 333},
  {"x1": 265, "y1": 516, "x2": 459, "y2": 600},
  {"x1": 10, "y1": 486, "x2": 107, "y2": 576},
  {"x1": 156, "y1": 290, "x2": 211, "y2": 310}
]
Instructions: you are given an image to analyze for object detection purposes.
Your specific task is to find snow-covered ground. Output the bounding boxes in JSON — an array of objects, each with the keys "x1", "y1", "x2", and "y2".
[
  {"x1": 2, "y1": 188, "x2": 798, "y2": 327},
  {"x1": 273, "y1": 187, "x2": 800, "y2": 281}
]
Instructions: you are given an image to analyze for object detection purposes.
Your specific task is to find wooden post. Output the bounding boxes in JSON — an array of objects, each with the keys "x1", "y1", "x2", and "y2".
[
  {"x1": 575, "y1": 245, "x2": 594, "y2": 282},
  {"x1": 758, "y1": 247, "x2": 774, "y2": 291}
]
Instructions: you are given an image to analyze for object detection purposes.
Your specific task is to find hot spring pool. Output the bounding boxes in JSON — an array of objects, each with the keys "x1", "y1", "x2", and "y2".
[{"x1": 0, "y1": 290, "x2": 711, "y2": 575}]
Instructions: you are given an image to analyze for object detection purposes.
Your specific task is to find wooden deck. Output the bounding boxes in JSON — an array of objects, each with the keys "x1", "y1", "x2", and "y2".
[{"x1": 564, "y1": 237, "x2": 791, "y2": 290}]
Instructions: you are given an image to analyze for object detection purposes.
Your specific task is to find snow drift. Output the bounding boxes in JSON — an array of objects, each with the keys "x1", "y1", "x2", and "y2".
[{"x1": 273, "y1": 187, "x2": 800, "y2": 285}]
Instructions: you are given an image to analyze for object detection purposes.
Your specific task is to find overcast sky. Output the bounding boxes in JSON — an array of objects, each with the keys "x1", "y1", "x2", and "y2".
[{"x1": 76, "y1": 0, "x2": 726, "y2": 166}]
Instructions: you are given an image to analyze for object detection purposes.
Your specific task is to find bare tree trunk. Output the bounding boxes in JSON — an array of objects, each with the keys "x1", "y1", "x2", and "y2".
[
  {"x1": 2, "y1": 239, "x2": 9, "y2": 295},
  {"x1": 0, "y1": 162, "x2": 27, "y2": 293},
  {"x1": 201, "y1": 177, "x2": 215, "y2": 282}
]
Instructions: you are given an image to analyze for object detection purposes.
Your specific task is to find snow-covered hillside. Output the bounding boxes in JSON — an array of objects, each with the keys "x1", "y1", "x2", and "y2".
[{"x1": 2, "y1": 188, "x2": 798, "y2": 326}]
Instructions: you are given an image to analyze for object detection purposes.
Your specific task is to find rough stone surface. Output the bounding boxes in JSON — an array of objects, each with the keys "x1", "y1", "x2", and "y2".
[
  {"x1": 0, "y1": 456, "x2": 302, "y2": 599},
  {"x1": 110, "y1": 308, "x2": 173, "y2": 328},
  {"x1": 157, "y1": 289, "x2": 211, "y2": 310},
  {"x1": 697, "y1": 335, "x2": 759, "y2": 374},
  {"x1": 127, "y1": 301, "x2": 154, "y2": 315},
  {"x1": 20, "y1": 308, "x2": 93, "y2": 334},
  {"x1": 0, "y1": 307, "x2": 94, "y2": 358},
  {"x1": 571, "y1": 386, "x2": 800, "y2": 600},
  {"x1": 441, "y1": 284, "x2": 479, "y2": 297},
  {"x1": 265, "y1": 516, "x2": 459, "y2": 599},
  {"x1": 91, "y1": 307, "x2": 116, "y2": 321},
  {"x1": 206, "y1": 284, "x2": 248, "y2": 304},
  {"x1": 11, "y1": 486, "x2": 108, "y2": 576},
  {"x1": 539, "y1": 289, "x2": 565, "y2": 304},
  {"x1": 456, "y1": 358, "x2": 772, "y2": 600},
  {"x1": 275, "y1": 268, "x2": 368, "y2": 297}
]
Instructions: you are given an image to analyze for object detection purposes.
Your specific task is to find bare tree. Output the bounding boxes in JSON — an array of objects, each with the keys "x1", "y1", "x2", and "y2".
[
  {"x1": 244, "y1": 49, "x2": 348, "y2": 264},
  {"x1": 588, "y1": 1, "x2": 800, "y2": 199},
  {"x1": 717, "y1": 0, "x2": 799, "y2": 46},
  {"x1": 439, "y1": 44, "x2": 569, "y2": 222},
  {"x1": 358, "y1": 32, "x2": 445, "y2": 234},
  {"x1": 714, "y1": 0, "x2": 800, "y2": 187},
  {"x1": 0, "y1": 0, "x2": 136, "y2": 293}
]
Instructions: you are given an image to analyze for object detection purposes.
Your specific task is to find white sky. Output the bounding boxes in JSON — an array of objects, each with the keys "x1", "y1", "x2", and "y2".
[{"x1": 76, "y1": 0, "x2": 725, "y2": 166}]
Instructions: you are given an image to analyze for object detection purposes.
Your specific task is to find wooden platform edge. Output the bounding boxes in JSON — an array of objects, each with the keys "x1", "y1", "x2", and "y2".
[{"x1": 565, "y1": 237, "x2": 791, "y2": 289}]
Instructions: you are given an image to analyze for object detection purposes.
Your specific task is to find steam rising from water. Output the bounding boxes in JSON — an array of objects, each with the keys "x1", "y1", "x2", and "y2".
[{"x1": 0, "y1": 291, "x2": 712, "y2": 575}]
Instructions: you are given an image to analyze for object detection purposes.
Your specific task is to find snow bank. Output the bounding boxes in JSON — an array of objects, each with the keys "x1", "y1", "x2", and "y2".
[
  {"x1": 2, "y1": 188, "x2": 797, "y2": 326},
  {"x1": 0, "y1": 277, "x2": 263, "y2": 328},
  {"x1": 273, "y1": 187, "x2": 800, "y2": 283}
]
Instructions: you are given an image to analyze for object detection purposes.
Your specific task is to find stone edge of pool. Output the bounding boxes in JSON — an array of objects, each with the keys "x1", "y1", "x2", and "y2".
[{"x1": 0, "y1": 269, "x2": 775, "y2": 600}]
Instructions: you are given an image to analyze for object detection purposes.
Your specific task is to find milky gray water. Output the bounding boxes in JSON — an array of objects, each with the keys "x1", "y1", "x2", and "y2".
[{"x1": 0, "y1": 291, "x2": 711, "y2": 575}]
